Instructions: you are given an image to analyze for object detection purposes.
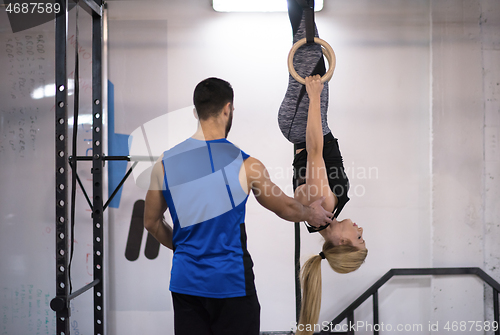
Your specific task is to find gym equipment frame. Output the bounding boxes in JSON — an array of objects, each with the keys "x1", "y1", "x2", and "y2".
[{"x1": 51, "y1": 1, "x2": 106, "y2": 334}]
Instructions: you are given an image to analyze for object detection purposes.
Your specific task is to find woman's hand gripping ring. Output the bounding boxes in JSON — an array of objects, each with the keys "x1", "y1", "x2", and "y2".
[{"x1": 287, "y1": 37, "x2": 336, "y2": 85}]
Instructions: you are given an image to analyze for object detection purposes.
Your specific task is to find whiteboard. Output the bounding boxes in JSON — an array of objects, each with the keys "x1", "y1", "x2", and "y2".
[{"x1": 0, "y1": 6, "x2": 96, "y2": 335}]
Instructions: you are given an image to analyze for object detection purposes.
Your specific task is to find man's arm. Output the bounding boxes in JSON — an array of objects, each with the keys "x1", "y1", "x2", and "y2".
[
  {"x1": 244, "y1": 157, "x2": 333, "y2": 227},
  {"x1": 144, "y1": 157, "x2": 174, "y2": 250}
]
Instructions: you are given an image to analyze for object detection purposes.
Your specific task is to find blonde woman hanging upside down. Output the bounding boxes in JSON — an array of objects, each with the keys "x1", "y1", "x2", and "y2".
[{"x1": 278, "y1": 0, "x2": 368, "y2": 333}]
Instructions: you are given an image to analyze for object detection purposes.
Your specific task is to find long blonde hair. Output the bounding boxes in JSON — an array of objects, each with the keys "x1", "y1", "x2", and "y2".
[{"x1": 296, "y1": 241, "x2": 368, "y2": 335}]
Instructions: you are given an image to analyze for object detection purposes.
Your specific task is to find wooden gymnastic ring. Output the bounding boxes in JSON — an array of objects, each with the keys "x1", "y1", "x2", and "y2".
[{"x1": 287, "y1": 37, "x2": 336, "y2": 85}]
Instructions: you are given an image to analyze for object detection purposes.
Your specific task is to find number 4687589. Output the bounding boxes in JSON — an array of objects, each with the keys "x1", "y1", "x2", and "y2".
[{"x1": 6, "y1": 2, "x2": 61, "y2": 14}]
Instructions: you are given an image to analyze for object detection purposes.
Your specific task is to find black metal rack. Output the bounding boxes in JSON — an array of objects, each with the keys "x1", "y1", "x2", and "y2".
[
  {"x1": 315, "y1": 267, "x2": 500, "y2": 335},
  {"x1": 51, "y1": 1, "x2": 106, "y2": 334}
]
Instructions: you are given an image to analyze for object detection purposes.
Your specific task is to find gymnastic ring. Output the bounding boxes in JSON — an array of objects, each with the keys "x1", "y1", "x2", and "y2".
[{"x1": 287, "y1": 37, "x2": 336, "y2": 85}]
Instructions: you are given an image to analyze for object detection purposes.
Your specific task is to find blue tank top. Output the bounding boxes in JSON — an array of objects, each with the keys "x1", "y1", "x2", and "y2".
[{"x1": 161, "y1": 137, "x2": 255, "y2": 298}]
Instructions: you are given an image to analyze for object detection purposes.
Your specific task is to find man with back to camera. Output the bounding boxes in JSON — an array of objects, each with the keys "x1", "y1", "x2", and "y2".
[{"x1": 144, "y1": 77, "x2": 333, "y2": 335}]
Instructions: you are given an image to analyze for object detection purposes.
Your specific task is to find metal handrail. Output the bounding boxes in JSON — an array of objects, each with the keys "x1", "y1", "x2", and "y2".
[{"x1": 317, "y1": 267, "x2": 500, "y2": 335}]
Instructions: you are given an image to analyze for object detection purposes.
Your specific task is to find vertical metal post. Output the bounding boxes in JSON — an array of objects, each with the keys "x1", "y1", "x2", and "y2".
[
  {"x1": 55, "y1": 0, "x2": 70, "y2": 333},
  {"x1": 494, "y1": 288, "x2": 499, "y2": 335},
  {"x1": 293, "y1": 144, "x2": 301, "y2": 325},
  {"x1": 294, "y1": 222, "x2": 301, "y2": 323},
  {"x1": 373, "y1": 291, "x2": 379, "y2": 335},
  {"x1": 92, "y1": 2, "x2": 104, "y2": 334}
]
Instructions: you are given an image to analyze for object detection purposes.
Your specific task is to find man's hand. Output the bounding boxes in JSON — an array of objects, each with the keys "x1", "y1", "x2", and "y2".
[
  {"x1": 246, "y1": 157, "x2": 334, "y2": 225},
  {"x1": 306, "y1": 197, "x2": 334, "y2": 228}
]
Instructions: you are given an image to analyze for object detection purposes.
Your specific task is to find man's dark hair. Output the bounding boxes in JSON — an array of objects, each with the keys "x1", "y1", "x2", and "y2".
[{"x1": 193, "y1": 77, "x2": 234, "y2": 120}]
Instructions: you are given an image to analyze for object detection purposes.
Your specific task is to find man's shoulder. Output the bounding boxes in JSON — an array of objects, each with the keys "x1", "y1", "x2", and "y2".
[
  {"x1": 244, "y1": 156, "x2": 259, "y2": 165},
  {"x1": 243, "y1": 157, "x2": 265, "y2": 177},
  {"x1": 208, "y1": 139, "x2": 251, "y2": 161},
  {"x1": 222, "y1": 139, "x2": 251, "y2": 159},
  {"x1": 162, "y1": 137, "x2": 202, "y2": 159},
  {"x1": 162, "y1": 137, "x2": 253, "y2": 166}
]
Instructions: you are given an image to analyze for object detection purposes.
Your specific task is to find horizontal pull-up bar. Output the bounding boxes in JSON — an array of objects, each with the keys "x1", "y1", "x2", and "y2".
[{"x1": 69, "y1": 155, "x2": 159, "y2": 162}]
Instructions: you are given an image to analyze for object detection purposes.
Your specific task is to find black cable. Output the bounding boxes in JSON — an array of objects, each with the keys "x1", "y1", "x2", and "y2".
[
  {"x1": 290, "y1": 0, "x2": 315, "y2": 321},
  {"x1": 69, "y1": 0, "x2": 80, "y2": 295},
  {"x1": 286, "y1": 0, "x2": 324, "y2": 141},
  {"x1": 294, "y1": 220, "x2": 301, "y2": 323}
]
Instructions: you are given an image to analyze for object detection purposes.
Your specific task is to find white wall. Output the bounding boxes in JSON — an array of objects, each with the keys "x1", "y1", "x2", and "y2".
[
  {"x1": 105, "y1": 1, "x2": 431, "y2": 331},
  {"x1": 431, "y1": 0, "x2": 486, "y2": 329},
  {"x1": 105, "y1": 1, "x2": 500, "y2": 334}
]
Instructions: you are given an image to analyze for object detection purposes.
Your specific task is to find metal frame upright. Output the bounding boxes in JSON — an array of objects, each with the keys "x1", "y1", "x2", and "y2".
[
  {"x1": 51, "y1": 1, "x2": 105, "y2": 334},
  {"x1": 54, "y1": 1, "x2": 70, "y2": 333}
]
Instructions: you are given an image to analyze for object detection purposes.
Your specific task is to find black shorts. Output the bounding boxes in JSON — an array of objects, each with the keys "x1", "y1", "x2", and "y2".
[
  {"x1": 171, "y1": 292, "x2": 260, "y2": 335},
  {"x1": 293, "y1": 132, "x2": 350, "y2": 220}
]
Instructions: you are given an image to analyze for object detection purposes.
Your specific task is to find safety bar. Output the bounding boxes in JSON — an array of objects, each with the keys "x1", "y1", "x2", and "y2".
[{"x1": 317, "y1": 267, "x2": 500, "y2": 335}]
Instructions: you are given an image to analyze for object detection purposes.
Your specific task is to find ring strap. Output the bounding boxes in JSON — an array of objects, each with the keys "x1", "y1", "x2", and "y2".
[{"x1": 304, "y1": 2, "x2": 315, "y2": 43}]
